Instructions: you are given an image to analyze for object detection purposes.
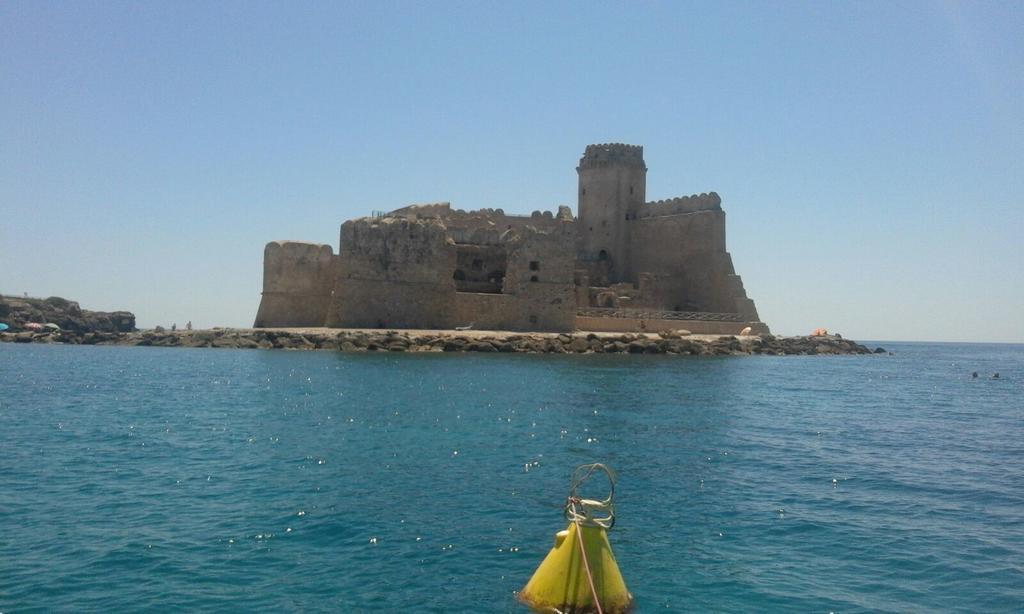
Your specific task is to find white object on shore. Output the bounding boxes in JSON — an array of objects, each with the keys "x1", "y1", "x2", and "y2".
[{"x1": 455, "y1": 323, "x2": 474, "y2": 331}]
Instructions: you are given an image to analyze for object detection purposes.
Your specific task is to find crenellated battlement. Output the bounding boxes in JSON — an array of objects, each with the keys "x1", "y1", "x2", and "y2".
[
  {"x1": 384, "y1": 202, "x2": 572, "y2": 226},
  {"x1": 585, "y1": 142, "x2": 644, "y2": 153},
  {"x1": 578, "y1": 143, "x2": 646, "y2": 171},
  {"x1": 639, "y1": 192, "x2": 721, "y2": 219}
]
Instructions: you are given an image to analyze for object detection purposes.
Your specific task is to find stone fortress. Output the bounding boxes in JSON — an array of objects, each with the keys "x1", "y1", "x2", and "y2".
[{"x1": 255, "y1": 144, "x2": 768, "y2": 335}]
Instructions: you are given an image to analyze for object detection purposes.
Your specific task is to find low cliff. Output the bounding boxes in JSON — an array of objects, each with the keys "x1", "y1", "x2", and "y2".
[{"x1": 0, "y1": 295, "x2": 136, "y2": 333}]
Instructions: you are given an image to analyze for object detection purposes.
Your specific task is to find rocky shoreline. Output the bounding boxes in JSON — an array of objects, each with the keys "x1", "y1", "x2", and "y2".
[
  {"x1": 1, "y1": 294, "x2": 883, "y2": 356},
  {"x1": 0, "y1": 294, "x2": 134, "y2": 333},
  {"x1": 0, "y1": 327, "x2": 883, "y2": 356}
]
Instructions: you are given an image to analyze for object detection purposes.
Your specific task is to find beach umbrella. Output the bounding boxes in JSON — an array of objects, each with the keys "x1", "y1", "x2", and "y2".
[
  {"x1": 44, "y1": 323, "x2": 61, "y2": 331},
  {"x1": 0, "y1": 323, "x2": 8, "y2": 331},
  {"x1": 25, "y1": 322, "x2": 44, "y2": 331}
]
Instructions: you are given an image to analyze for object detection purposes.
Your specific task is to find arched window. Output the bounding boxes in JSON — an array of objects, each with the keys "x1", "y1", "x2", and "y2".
[{"x1": 598, "y1": 250, "x2": 609, "y2": 261}]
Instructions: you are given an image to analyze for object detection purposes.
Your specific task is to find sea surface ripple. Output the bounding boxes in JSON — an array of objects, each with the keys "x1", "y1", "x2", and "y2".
[{"x1": 1, "y1": 342, "x2": 1021, "y2": 612}]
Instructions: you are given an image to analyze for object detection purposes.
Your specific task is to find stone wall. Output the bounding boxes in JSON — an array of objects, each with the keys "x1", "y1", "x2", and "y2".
[
  {"x1": 389, "y1": 202, "x2": 571, "y2": 241},
  {"x1": 627, "y1": 210, "x2": 740, "y2": 313},
  {"x1": 452, "y1": 292, "x2": 514, "y2": 329},
  {"x1": 327, "y1": 217, "x2": 457, "y2": 329},
  {"x1": 500, "y1": 223, "x2": 577, "y2": 331},
  {"x1": 321, "y1": 215, "x2": 577, "y2": 332},
  {"x1": 449, "y1": 223, "x2": 577, "y2": 331},
  {"x1": 254, "y1": 241, "x2": 335, "y2": 327},
  {"x1": 638, "y1": 192, "x2": 721, "y2": 219},
  {"x1": 444, "y1": 211, "x2": 567, "y2": 244}
]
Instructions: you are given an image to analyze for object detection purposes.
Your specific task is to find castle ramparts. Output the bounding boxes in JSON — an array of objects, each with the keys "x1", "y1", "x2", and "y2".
[{"x1": 254, "y1": 144, "x2": 768, "y2": 335}]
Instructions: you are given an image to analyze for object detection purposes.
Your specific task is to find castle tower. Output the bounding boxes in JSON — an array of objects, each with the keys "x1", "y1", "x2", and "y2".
[{"x1": 576, "y1": 143, "x2": 646, "y2": 284}]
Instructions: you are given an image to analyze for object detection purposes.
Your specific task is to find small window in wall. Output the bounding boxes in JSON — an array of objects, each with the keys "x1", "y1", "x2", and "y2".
[
  {"x1": 598, "y1": 250, "x2": 609, "y2": 261},
  {"x1": 601, "y1": 220, "x2": 607, "y2": 227},
  {"x1": 530, "y1": 275, "x2": 539, "y2": 282},
  {"x1": 629, "y1": 185, "x2": 634, "y2": 195},
  {"x1": 529, "y1": 261, "x2": 540, "y2": 271},
  {"x1": 529, "y1": 315, "x2": 538, "y2": 324},
  {"x1": 581, "y1": 188, "x2": 586, "y2": 196},
  {"x1": 472, "y1": 258, "x2": 483, "y2": 271},
  {"x1": 453, "y1": 270, "x2": 466, "y2": 281}
]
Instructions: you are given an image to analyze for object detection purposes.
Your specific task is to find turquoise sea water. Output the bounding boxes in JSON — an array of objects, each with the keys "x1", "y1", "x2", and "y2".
[{"x1": 1, "y1": 342, "x2": 1021, "y2": 612}]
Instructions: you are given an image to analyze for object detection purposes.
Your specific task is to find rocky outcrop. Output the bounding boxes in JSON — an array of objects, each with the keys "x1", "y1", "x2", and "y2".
[
  {"x1": 0, "y1": 295, "x2": 135, "y2": 333},
  {"x1": 0, "y1": 327, "x2": 876, "y2": 356}
]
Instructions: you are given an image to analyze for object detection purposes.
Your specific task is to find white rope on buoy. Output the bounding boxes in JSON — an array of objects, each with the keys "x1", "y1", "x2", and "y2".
[
  {"x1": 563, "y1": 463, "x2": 616, "y2": 529},
  {"x1": 562, "y1": 463, "x2": 617, "y2": 614},
  {"x1": 571, "y1": 510, "x2": 603, "y2": 614}
]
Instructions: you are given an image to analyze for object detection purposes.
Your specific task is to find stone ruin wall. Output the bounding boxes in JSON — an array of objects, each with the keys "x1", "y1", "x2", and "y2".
[
  {"x1": 325, "y1": 214, "x2": 577, "y2": 332},
  {"x1": 327, "y1": 217, "x2": 457, "y2": 329},
  {"x1": 453, "y1": 243, "x2": 508, "y2": 294},
  {"x1": 444, "y1": 208, "x2": 570, "y2": 243},
  {"x1": 389, "y1": 202, "x2": 572, "y2": 244},
  {"x1": 638, "y1": 192, "x2": 721, "y2": 218},
  {"x1": 452, "y1": 227, "x2": 575, "y2": 332},
  {"x1": 456, "y1": 223, "x2": 576, "y2": 331},
  {"x1": 254, "y1": 241, "x2": 336, "y2": 327}
]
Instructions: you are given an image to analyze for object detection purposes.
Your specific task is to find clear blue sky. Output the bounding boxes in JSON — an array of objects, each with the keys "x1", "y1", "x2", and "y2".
[{"x1": 2, "y1": 1, "x2": 1021, "y2": 342}]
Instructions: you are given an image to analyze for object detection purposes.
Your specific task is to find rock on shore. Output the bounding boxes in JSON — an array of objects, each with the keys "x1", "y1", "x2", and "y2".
[
  {"x1": 0, "y1": 295, "x2": 135, "y2": 333},
  {"x1": 0, "y1": 327, "x2": 878, "y2": 356}
]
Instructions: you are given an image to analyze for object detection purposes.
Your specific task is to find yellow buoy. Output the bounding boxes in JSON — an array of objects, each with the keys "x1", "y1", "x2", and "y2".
[{"x1": 519, "y1": 464, "x2": 632, "y2": 614}]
